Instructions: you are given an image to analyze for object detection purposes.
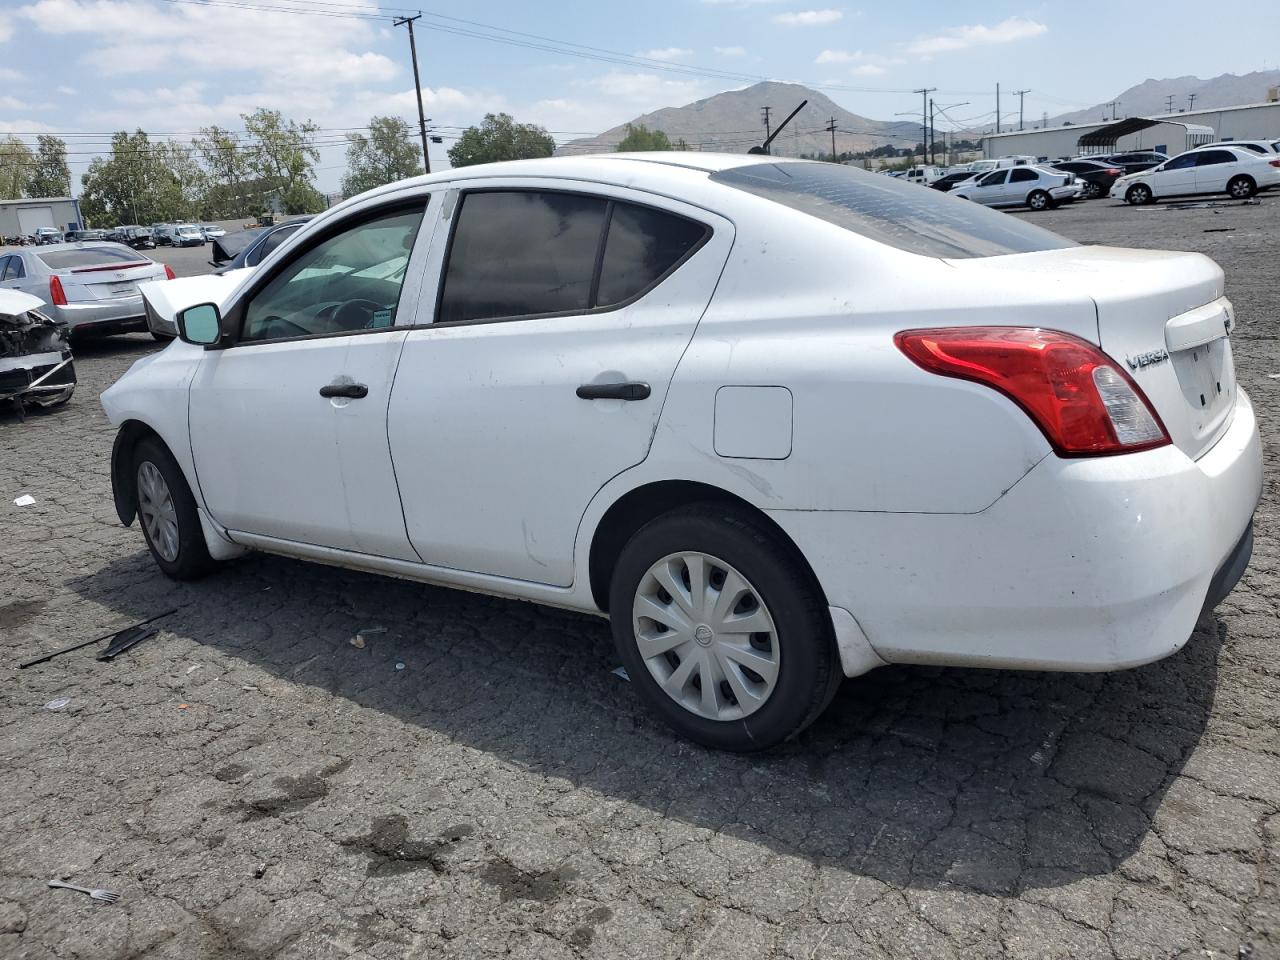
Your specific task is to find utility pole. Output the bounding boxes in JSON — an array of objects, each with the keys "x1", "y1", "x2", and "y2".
[
  {"x1": 826, "y1": 117, "x2": 837, "y2": 161},
  {"x1": 1165, "y1": 94, "x2": 1175, "y2": 113},
  {"x1": 1103, "y1": 100, "x2": 1120, "y2": 121},
  {"x1": 1187, "y1": 93, "x2": 1197, "y2": 111},
  {"x1": 1013, "y1": 89, "x2": 1030, "y2": 131},
  {"x1": 914, "y1": 87, "x2": 935, "y2": 163},
  {"x1": 995, "y1": 83, "x2": 1001, "y2": 134},
  {"x1": 394, "y1": 13, "x2": 431, "y2": 174},
  {"x1": 761, "y1": 106, "x2": 772, "y2": 148}
]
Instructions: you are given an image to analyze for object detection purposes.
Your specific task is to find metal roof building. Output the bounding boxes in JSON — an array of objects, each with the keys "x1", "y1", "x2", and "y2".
[
  {"x1": 0, "y1": 197, "x2": 83, "y2": 238},
  {"x1": 980, "y1": 100, "x2": 1280, "y2": 160}
]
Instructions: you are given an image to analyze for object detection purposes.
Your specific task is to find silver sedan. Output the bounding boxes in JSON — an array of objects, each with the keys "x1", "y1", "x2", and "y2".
[{"x1": 0, "y1": 242, "x2": 173, "y2": 337}]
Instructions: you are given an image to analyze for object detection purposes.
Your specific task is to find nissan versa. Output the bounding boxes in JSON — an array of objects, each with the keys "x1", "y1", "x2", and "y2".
[{"x1": 104, "y1": 155, "x2": 1262, "y2": 751}]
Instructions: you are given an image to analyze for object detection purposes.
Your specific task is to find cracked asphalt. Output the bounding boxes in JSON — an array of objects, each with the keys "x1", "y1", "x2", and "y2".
[{"x1": 2, "y1": 197, "x2": 1278, "y2": 959}]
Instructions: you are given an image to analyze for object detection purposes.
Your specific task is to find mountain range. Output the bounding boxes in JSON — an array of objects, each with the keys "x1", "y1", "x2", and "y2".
[{"x1": 558, "y1": 72, "x2": 1280, "y2": 158}]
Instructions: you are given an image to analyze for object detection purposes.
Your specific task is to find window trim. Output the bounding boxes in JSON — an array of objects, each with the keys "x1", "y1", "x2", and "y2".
[
  {"x1": 431, "y1": 186, "x2": 713, "y2": 329},
  {"x1": 218, "y1": 199, "x2": 429, "y2": 350}
]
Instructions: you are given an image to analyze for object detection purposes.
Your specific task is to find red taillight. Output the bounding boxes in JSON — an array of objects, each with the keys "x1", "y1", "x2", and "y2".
[
  {"x1": 164, "y1": 264, "x2": 176, "y2": 280},
  {"x1": 49, "y1": 275, "x2": 67, "y2": 306},
  {"x1": 894, "y1": 326, "x2": 1170, "y2": 457},
  {"x1": 1106, "y1": 168, "x2": 1122, "y2": 175},
  {"x1": 1269, "y1": 159, "x2": 1280, "y2": 168}
]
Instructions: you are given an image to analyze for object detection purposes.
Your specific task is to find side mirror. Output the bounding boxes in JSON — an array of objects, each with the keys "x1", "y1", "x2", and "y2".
[{"x1": 177, "y1": 303, "x2": 222, "y2": 346}]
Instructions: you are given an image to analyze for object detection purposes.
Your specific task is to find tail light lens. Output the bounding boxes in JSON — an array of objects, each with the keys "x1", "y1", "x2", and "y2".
[
  {"x1": 1106, "y1": 168, "x2": 1122, "y2": 175},
  {"x1": 164, "y1": 264, "x2": 176, "y2": 280},
  {"x1": 1269, "y1": 159, "x2": 1280, "y2": 168},
  {"x1": 894, "y1": 326, "x2": 1170, "y2": 457},
  {"x1": 49, "y1": 275, "x2": 67, "y2": 306}
]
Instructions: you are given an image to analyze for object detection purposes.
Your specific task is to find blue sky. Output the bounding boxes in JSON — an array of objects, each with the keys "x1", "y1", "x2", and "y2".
[{"x1": 3, "y1": 0, "x2": 1279, "y2": 191}]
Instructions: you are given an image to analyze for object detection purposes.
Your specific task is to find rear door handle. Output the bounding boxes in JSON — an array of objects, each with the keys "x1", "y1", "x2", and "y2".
[
  {"x1": 576, "y1": 381, "x2": 651, "y2": 401},
  {"x1": 319, "y1": 382, "x2": 369, "y2": 399}
]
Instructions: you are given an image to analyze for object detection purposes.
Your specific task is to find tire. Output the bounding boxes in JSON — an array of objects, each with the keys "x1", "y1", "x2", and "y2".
[
  {"x1": 608, "y1": 503, "x2": 841, "y2": 752},
  {"x1": 1026, "y1": 190, "x2": 1050, "y2": 211},
  {"x1": 1126, "y1": 183, "x2": 1153, "y2": 205},
  {"x1": 1084, "y1": 181, "x2": 1103, "y2": 199},
  {"x1": 133, "y1": 437, "x2": 215, "y2": 580},
  {"x1": 1227, "y1": 175, "x2": 1256, "y2": 199}
]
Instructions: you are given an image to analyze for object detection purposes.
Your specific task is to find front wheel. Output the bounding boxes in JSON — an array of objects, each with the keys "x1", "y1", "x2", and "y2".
[
  {"x1": 1227, "y1": 175, "x2": 1256, "y2": 199},
  {"x1": 1026, "y1": 190, "x2": 1050, "y2": 211},
  {"x1": 1084, "y1": 181, "x2": 1103, "y2": 199},
  {"x1": 133, "y1": 437, "x2": 215, "y2": 580},
  {"x1": 609, "y1": 504, "x2": 841, "y2": 751},
  {"x1": 1126, "y1": 183, "x2": 1153, "y2": 205}
]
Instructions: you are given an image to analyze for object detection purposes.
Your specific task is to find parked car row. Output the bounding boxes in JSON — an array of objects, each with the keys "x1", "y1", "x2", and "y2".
[{"x1": 1111, "y1": 144, "x2": 1280, "y2": 204}]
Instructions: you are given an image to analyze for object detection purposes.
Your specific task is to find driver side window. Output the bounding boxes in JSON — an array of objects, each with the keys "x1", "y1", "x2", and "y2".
[{"x1": 242, "y1": 206, "x2": 425, "y2": 343}]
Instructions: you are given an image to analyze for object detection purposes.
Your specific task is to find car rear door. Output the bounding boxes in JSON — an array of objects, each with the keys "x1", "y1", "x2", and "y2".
[
  {"x1": 387, "y1": 182, "x2": 734, "y2": 586},
  {"x1": 1008, "y1": 167, "x2": 1040, "y2": 204},
  {"x1": 1193, "y1": 149, "x2": 1238, "y2": 194}
]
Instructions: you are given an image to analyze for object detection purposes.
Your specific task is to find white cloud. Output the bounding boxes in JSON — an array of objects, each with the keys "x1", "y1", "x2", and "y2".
[
  {"x1": 0, "y1": 120, "x2": 55, "y2": 134},
  {"x1": 815, "y1": 49, "x2": 859, "y2": 64},
  {"x1": 906, "y1": 16, "x2": 1047, "y2": 56},
  {"x1": 55, "y1": 84, "x2": 76, "y2": 95},
  {"x1": 713, "y1": 46, "x2": 746, "y2": 57},
  {"x1": 774, "y1": 9, "x2": 843, "y2": 25},
  {"x1": 0, "y1": 20, "x2": 13, "y2": 42},
  {"x1": 0, "y1": 95, "x2": 27, "y2": 110},
  {"x1": 635, "y1": 47, "x2": 693, "y2": 61},
  {"x1": 851, "y1": 63, "x2": 886, "y2": 76}
]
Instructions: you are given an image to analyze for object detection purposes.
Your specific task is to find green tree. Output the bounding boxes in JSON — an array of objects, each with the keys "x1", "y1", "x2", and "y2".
[
  {"x1": 194, "y1": 124, "x2": 255, "y2": 218},
  {"x1": 447, "y1": 113, "x2": 555, "y2": 168},
  {"x1": 0, "y1": 136, "x2": 33, "y2": 200},
  {"x1": 26, "y1": 136, "x2": 72, "y2": 197},
  {"x1": 78, "y1": 130, "x2": 196, "y2": 226},
  {"x1": 616, "y1": 124, "x2": 674, "y2": 152},
  {"x1": 342, "y1": 116, "x2": 422, "y2": 197},
  {"x1": 242, "y1": 108, "x2": 322, "y2": 214}
]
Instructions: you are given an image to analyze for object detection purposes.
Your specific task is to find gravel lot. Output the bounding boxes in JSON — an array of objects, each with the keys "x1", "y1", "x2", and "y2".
[{"x1": 2, "y1": 198, "x2": 1278, "y2": 960}]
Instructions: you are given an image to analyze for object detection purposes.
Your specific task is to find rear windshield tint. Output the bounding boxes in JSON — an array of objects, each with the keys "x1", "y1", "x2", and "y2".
[
  {"x1": 709, "y1": 162, "x2": 1076, "y2": 259},
  {"x1": 38, "y1": 248, "x2": 147, "y2": 269}
]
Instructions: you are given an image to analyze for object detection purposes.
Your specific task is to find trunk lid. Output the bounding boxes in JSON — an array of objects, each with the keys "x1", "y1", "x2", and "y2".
[
  {"x1": 946, "y1": 245, "x2": 1234, "y2": 460},
  {"x1": 38, "y1": 248, "x2": 163, "y2": 303}
]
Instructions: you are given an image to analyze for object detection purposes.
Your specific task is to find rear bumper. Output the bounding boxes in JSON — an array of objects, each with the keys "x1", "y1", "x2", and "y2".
[
  {"x1": 769, "y1": 388, "x2": 1262, "y2": 674},
  {"x1": 51, "y1": 297, "x2": 148, "y2": 334}
]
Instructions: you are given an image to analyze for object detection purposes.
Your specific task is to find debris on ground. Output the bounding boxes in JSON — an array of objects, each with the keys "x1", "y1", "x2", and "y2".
[
  {"x1": 612, "y1": 666, "x2": 630, "y2": 681},
  {"x1": 395, "y1": 662, "x2": 405, "y2": 671},
  {"x1": 43, "y1": 698, "x2": 70, "y2": 711},
  {"x1": 13, "y1": 495, "x2": 35, "y2": 507},
  {"x1": 351, "y1": 626, "x2": 385, "y2": 649},
  {"x1": 97, "y1": 625, "x2": 158, "y2": 662},
  {"x1": 18, "y1": 608, "x2": 176, "y2": 669},
  {"x1": 46, "y1": 880, "x2": 119, "y2": 904},
  {"x1": 186, "y1": 664, "x2": 202, "y2": 675}
]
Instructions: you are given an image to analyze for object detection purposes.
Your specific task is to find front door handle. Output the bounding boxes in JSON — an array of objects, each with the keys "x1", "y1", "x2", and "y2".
[
  {"x1": 576, "y1": 381, "x2": 651, "y2": 401},
  {"x1": 319, "y1": 382, "x2": 369, "y2": 399}
]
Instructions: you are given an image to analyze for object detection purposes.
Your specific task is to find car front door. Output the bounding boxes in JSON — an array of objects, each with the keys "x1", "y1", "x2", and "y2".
[
  {"x1": 1152, "y1": 153, "x2": 1198, "y2": 196},
  {"x1": 1193, "y1": 149, "x2": 1238, "y2": 194},
  {"x1": 387, "y1": 184, "x2": 734, "y2": 586},
  {"x1": 188, "y1": 198, "x2": 434, "y2": 560},
  {"x1": 971, "y1": 170, "x2": 1010, "y2": 205}
]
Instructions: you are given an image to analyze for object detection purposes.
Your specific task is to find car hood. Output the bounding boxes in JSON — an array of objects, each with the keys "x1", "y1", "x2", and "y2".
[
  {"x1": 138, "y1": 269, "x2": 253, "y2": 327},
  {"x1": 0, "y1": 289, "x2": 48, "y2": 317}
]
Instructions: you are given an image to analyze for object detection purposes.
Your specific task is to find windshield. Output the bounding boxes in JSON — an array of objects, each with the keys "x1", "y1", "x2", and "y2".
[{"x1": 710, "y1": 162, "x2": 1076, "y2": 259}]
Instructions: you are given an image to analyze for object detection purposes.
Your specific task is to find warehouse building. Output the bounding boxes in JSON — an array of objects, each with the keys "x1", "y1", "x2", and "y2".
[
  {"x1": 0, "y1": 197, "x2": 83, "y2": 238},
  {"x1": 981, "y1": 100, "x2": 1280, "y2": 160}
]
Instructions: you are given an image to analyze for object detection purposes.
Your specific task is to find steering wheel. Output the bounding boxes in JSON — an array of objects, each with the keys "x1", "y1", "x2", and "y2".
[
  {"x1": 260, "y1": 315, "x2": 310, "y2": 338},
  {"x1": 333, "y1": 299, "x2": 385, "y2": 330}
]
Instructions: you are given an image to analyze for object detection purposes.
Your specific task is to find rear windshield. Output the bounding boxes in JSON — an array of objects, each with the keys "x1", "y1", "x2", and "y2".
[
  {"x1": 709, "y1": 162, "x2": 1076, "y2": 259},
  {"x1": 38, "y1": 248, "x2": 148, "y2": 269}
]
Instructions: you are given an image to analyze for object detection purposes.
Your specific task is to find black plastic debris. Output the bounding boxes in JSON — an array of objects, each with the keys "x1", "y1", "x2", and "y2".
[{"x1": 18, "y1": 608, "x2": 177, "y2": 669}]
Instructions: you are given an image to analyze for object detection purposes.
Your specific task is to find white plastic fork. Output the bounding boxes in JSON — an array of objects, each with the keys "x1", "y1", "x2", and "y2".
[{"x1": 47, "y1": 879, "x2": 120, "y2": 904}]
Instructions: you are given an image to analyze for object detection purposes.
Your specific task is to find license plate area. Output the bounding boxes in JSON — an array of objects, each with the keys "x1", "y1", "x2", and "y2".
[
  {"x1": 1170, "y1": 335, "x2": 1234, "y2": 436},
  {"x1": 106, "y1": 282, "x2": 137, "y2": 297}
]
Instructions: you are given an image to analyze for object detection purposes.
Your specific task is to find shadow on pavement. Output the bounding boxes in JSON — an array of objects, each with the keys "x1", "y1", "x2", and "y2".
[{"x1": 68, "y1": 546, "x2": 1221, "y2": 895}]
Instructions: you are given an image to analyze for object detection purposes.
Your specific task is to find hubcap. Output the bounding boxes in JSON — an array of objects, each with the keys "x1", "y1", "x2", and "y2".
[
  {"x1": 632, "y1": 552, "x2": 780, "y2": 722},
  {"x1": 137, "y1": 460, "x2": 180, "y2": 563}
]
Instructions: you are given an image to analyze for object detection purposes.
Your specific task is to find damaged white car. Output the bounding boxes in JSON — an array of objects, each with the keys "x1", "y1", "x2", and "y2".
[{"x1": 1, "y1": 290, "x2": 76, "y2": 409}]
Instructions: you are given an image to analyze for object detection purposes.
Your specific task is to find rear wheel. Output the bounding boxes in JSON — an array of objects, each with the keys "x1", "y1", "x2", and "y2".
[
  {"x1": 1227, "y1": 175, "x2": 1256, "y2": 199},
  {"x1": 1126, "y1": 183, "x2": 1153, "y2": 205},
  {"x1": 133, "y1": 437, "x2": 214, "y2": 580},
  {"x1": 609, "y1": 504, "x2": 840, "y2": 751},
  {"x1": 1084, "y1": 181, "x2": 1104, "y2": 199},
  {"x1": 1026, "y1": 190, "x2": 1050, "y2": 211}
]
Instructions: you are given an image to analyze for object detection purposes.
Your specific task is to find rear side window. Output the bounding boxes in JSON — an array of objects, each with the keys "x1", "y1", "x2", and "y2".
[
  {"x1": 438, "y1": 191, "x2": 709, "y2": 324},
  {"x1": 1195, "y1": 150, "x2": 1234, "y2": 166},
  {"x1": 1010, "y1": 168, "x2": 1038, "y2": 182},
  {"x1": 38, "y1": 248, "x2": 145, "y2": 269},
  {"x1": 597, "y1": 204, "x2": 707, "y2": 307},
  {"x1": 3, "y1": 256, "x2": 24, "y2": 280}
]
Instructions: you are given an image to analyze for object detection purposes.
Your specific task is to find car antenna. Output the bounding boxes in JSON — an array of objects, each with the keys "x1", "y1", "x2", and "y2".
[{"x1": 748, "y1": 100, "x2": 808, "y2": 155}]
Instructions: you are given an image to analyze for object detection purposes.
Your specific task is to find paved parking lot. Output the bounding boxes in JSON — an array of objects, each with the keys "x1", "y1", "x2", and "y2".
[{"x1": 2, "y1": 198, "x2": 1278, "y2": 960}]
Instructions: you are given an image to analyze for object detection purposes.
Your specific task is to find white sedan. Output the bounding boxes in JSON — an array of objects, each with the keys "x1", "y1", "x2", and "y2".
[
  {"x1": 949, "y1": 165, "x2": 1081, "y2": 209},
  {"x1": 104, "y1": 154, "x2": 1261, "y2": 751},
  {"x1": 1111, "y1": 145, "x2": 1280, "y2": 204}
]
